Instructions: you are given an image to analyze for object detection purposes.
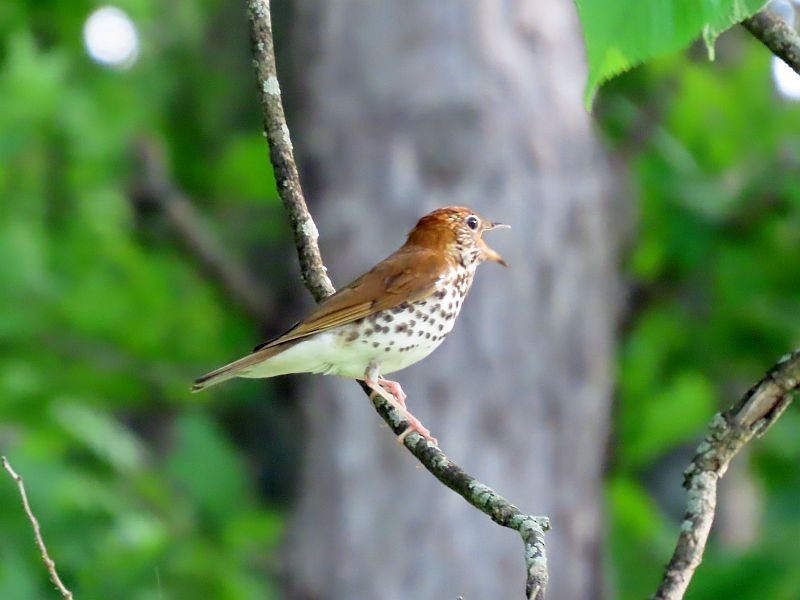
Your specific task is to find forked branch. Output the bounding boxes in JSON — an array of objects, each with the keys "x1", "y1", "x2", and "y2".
[
  {"x1": 654, "y1": 351, "x2": 800, "y2": 599},
  {"x1": 245, "y1": 1, "x2": 549, "y2": 597}
]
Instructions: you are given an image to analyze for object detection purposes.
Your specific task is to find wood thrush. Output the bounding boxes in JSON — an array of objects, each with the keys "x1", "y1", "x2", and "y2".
[{"x1": 192, "y1": 206, "x2": 508, "y2": 444}]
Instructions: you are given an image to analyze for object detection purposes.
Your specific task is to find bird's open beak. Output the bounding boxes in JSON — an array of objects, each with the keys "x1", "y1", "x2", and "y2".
[
  {"x1": 481, "y1": 222, "x2": 510, "y2": 266},
  {"x1": 486, "y1": 221, "x2": 510, "y2": 231}
]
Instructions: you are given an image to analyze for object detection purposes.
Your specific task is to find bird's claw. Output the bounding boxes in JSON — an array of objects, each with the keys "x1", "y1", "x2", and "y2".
[
  {"x1": 364, "y1": 375, "x2": 437, "y2": 446},
  {"x1": 398, "y1": 424, "x2": 438, "y2": 447},
  {"x1": 377, "y1": 378, "x2": 407, "y2": 407}
]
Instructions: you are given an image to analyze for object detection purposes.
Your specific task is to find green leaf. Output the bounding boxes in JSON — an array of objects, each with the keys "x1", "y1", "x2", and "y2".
[
  {"x1": 51, "y1": 400, "x2": 147, "y2": 473},
  {"x1": 607, "y1": 476, "x2": 673, "y2": 599},
  {"x1": 214, "y1": 133, "x2": 278, "y2": 203},
  {"x1": 0, "y1": 540, "x2": 40, "y2": 600},
  {"x1": 166, "y1": 412, "x2": 251, "y2": 523},
  {"x1": 575, "y1": 0, "x2": 769, "y2": 105},
  {"x1": 622, "y1": 370, "x2": 716, "y2": 468},
  {"x1": 608, "y1": 476, "x2": 665, "y2": 540}
]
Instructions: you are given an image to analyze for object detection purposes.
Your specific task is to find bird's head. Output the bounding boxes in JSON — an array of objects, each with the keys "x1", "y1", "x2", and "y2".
[{"x1": 406, "y1": 206, "x2": 509, "y2": 268}]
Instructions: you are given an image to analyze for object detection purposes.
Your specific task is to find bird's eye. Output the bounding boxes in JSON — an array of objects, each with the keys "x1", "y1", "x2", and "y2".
[{"x1": 466, "y1": 215, "x2": 479, "y2": 230}]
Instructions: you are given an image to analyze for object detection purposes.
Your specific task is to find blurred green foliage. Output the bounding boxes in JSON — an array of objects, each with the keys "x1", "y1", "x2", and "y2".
[
  {"x1": 0, "y1": 1, "x2": 286, "y2": 597},
  {"x1": 599, "y1": 33, "x2": 800, "y2": 600}
]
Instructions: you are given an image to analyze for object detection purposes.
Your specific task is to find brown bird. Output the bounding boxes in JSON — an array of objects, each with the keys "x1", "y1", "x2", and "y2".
[{"x1": 192, "y1": 206, "x2": 508, "y2": 444}]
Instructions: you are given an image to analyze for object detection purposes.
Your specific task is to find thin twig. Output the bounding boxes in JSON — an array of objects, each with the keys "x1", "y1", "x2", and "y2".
[
  {"x1": 2, "y1": 456, "x2": 73, "y2": 600},
  {"x1": 743, "y1": 9, "x2": 800, "y2": 75},
  {"x1": 245, "y1": 1, "x2": 549, "y2": 597},
  {"x1": 130, "y1": 138, "x2": 276, "y2": 325},
  {"x1": 653, "y1": 350, "x2": 800, "y2": 600}
]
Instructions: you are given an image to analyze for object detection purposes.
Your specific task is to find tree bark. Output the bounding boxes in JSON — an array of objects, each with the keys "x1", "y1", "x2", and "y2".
[{"x1": 284, "y1": 2, "x2": 618, "y2": 598}]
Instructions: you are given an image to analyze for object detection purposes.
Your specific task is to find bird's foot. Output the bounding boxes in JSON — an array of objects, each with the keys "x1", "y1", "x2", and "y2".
[
  {"x1": 377, "y1": 378, "x2": 407, "y2": 408},
  {"x1": 398, "y1": 419, "x2": 437, "y2": 446},
  {"x1": 364, "y1": 376, "x2": 437, "y2": 446}
]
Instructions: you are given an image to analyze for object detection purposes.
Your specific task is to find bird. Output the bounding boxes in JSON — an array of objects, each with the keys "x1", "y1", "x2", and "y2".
[{"x1": 192, "y1": 206, "x2": 508, "y2": 445}]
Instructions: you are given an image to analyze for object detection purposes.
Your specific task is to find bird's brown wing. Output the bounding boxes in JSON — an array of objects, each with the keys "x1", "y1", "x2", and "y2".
[{"x1": 254, "y1": 247, "x2": 447, "y2": 351}]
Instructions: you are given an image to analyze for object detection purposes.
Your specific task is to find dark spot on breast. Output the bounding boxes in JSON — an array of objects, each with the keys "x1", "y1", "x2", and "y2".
[
  {"x1": 364, "y1": 328, "x2": 374, "y2": 336},
  {"x1": 384, "y1": 347, "x2": 391, "y2": 352},
  {"x1": 383, "y1": 314, "x2": 394, "y2": 323},
  {"x1": 389, "y1": 341, "x2": 395, "y2": 346},
  {"x1": 425, "y1": 333, "x2": 431, "y2": 339},
  {"x1": 407, "y1": 305, "x2": 416, "y2": 313},
  {"x1": 418, "y1": 331, "x2": 424, "y2": 337},
  {"x1": 345, "y1": 330, "x2": 359, "y2": 342},
  {"x1": 373, "y1": 342, "x2": 380, "y2": 348},
  {"x1": 434, "y1": 289, "x2": 446, "y2": 299},
  {"x1": 395, "y1": 323, "x2": 408, "y2": 333},
  {"x1": 438, "y1": 324, "x2": 444, "y2": 331},
  {"x1": 355, "y1": 318, "x2": 364, "y2": 325}
]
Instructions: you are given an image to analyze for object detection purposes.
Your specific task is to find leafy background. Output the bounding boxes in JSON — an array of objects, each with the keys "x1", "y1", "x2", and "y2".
[
  {"x1": 596, "y1": 11, "x2": 800, "y2": 597},
  {"x1": 0, "y1": 1, "x2": 289, "y2": 598},
  {"x1": 3, "y1": 0, "x2": 800, "y2": 598}
]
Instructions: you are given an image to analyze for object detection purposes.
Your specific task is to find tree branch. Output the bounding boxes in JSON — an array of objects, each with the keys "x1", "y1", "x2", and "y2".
[
  {"x1": 364, "y1": 381, "x2": 550, "y2": 598},
  {"x1": 645, "y1": 11, "x2": 800, "y2": 598},
  {"x1": 245, "y1": 1, "x2": 550, "y2": 597},
  {"x1": 245, "y1": 1, "x2": 334, "y2": 303},
  {"x1": 2, "y1": 456, "x2": 73, "y2": 600},
  {"x1": 743, "y1": 9, "x2": 800, "y2": 75},
  {"x1": 654, "y1": 350, "x2": 800, "y2": 600},
  {"x1": 130, "y1": 138, "x2": 276, "y2": 325}
]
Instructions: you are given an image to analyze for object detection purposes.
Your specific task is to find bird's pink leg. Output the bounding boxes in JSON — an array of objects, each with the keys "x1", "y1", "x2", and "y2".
[
  {"x1": 377, "y1": 378, "x2": 406, "y2": 408},
  {"x1": 364, "y1": 364, "x2": 437, "y2": 446}
]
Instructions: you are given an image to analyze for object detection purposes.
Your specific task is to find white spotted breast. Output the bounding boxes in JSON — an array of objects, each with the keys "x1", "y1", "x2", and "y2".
[{"x1": 321, "y1": 264, "x2": 476, "y2": 377}]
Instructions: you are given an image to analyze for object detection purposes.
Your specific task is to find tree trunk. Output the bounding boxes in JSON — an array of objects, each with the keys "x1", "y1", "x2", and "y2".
[{"x1": 284, "y1": 2, "x2": 617, "y2": 598}]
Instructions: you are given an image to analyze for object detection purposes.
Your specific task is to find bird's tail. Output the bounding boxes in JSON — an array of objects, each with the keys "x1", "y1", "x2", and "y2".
[{"x1": 191, "y1": 346, "x2": 282, "y2": 392}]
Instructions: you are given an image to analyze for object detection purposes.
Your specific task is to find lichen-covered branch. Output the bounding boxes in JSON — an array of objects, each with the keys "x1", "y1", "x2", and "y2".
[
  {"x1": 365, "y1": 382, "x2": 550, "y2": 599},
  {"x1": 653, "y1": 350, "x2": 800, "y2": 600},
  {"x1": 2, "y1": 456, "x2": 73, "y2": 600},
  {"x1": 245, "y1": 0, "x2": 334, "y2": 302},
  {"x1": 743, "y1": 9, "x2": 800, "y2": 75},
  {"x1": 245, "y1": 1, "x2": 549, "y2": 597}
]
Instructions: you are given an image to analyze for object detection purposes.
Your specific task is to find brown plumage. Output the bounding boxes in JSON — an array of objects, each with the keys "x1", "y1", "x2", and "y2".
[{"x1": 192, "y1": 206, "x2": 508, "y2": 444}]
